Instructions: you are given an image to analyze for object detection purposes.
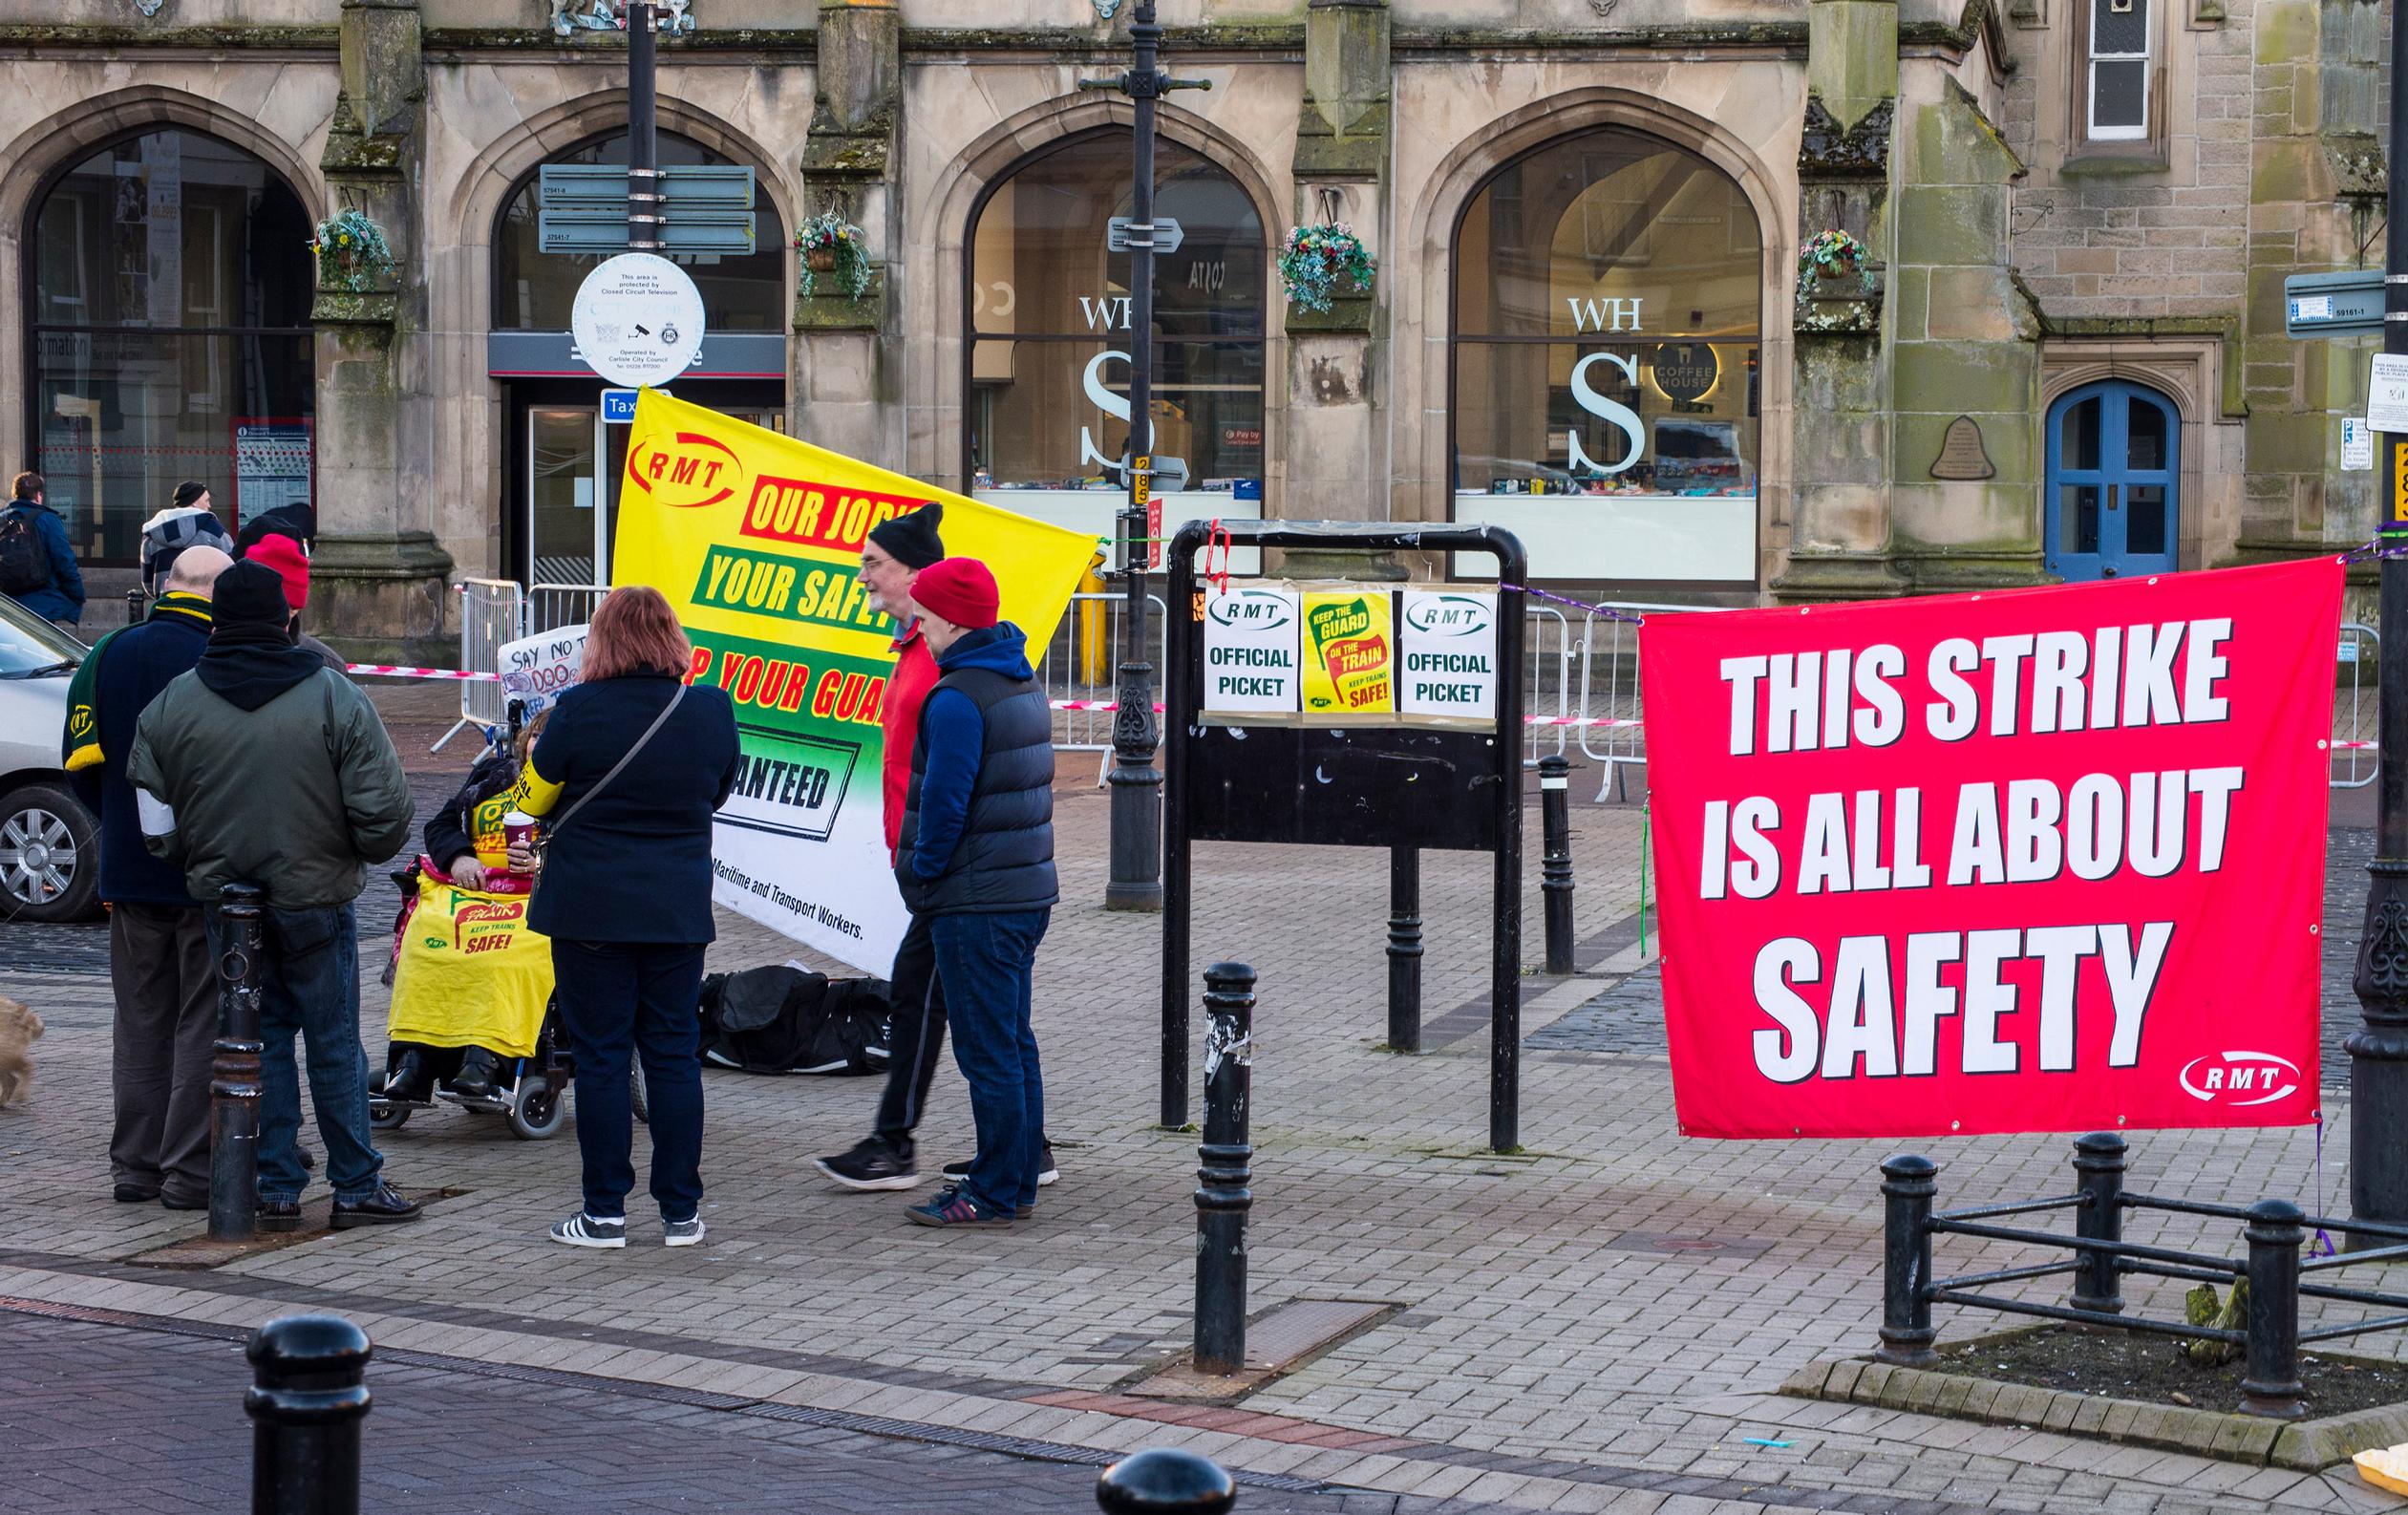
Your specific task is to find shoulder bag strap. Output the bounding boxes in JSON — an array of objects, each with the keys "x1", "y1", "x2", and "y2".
[{"x1": 548, "y1": 684, "x2": 686, "y2": 834}]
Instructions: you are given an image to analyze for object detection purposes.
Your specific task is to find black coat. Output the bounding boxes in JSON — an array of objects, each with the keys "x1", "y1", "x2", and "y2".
[
  {"x1": 66, "y1": 596, "x2": 210, "y2": 906},
  {"x1": 515, "y1": 673, "x2": 739, "y2": 944}
]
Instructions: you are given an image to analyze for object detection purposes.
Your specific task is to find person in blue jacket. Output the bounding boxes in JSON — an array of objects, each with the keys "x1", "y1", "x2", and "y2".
[
  {"x1": 64, "y1": 544, "x2": 230, "y2": 1208},
  {"x1": 3, "y1": 472, "x2": 85, "y2": 627},
  {"x1": 504, "y1": 586, "x2": 738, "y2": 1250},
  {"x1": 891, "y1": 557, "x2": 1058, "y2": 1228}
]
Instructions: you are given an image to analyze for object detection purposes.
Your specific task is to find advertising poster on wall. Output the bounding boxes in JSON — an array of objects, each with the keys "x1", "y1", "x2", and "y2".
[{"x1": 232, "y1": 417, "x2": 315, "y2": 529}]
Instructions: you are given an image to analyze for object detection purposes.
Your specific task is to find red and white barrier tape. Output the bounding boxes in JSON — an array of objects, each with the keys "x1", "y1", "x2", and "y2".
[
  {"x1": 346, "y1": 677, "x2": 2375, "y2": 749},
  {"x1": 348, "y1": 664, "x2": 501, "y2": 682}
]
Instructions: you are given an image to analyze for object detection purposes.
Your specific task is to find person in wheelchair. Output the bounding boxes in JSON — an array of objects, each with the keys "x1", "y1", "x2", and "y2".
[{"x1": 381, "y1": 709, "x2": 549, "y2": 1105}]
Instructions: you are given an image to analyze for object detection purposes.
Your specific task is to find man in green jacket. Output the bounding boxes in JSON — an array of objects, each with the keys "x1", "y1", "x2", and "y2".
[{"x1": 127, "y1": 561, "x2": 422, "y2": 1231}]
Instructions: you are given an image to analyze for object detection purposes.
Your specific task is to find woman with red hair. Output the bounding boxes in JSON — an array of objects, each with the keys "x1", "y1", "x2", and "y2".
[{"x1": 505, "y1": 585, "x2": 738, "y2": 1248}]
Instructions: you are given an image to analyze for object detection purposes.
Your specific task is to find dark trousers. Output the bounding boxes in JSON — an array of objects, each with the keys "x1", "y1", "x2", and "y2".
[
  {"x1": 872, "y1": 911, "x2": 947, "y2": 1150},
  {"x1": 208, "y1": 903, "x2": 383, "y2": 1204},
  {"x1": 930, "y1": 908, "x2": 1049, "y2": 1216},
  {"x1": 552, "y1": 939, "x2": 706, "y2": 1222},
  {"x1": 108, "y1": 901, "x2": 217, "y2": 1202}
]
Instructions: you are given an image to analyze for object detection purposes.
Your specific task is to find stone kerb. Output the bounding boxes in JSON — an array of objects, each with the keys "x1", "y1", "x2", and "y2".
[{"x1": 1781, "y1": 1326, "x2": 2408, "y2": 1472}]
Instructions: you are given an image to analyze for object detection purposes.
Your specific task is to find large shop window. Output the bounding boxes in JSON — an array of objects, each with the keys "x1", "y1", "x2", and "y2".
[
  {"x1": 1452, "y1": 129, "x2": 1762, "y2": 585},
  {"x1": 494, "y1": 131, "x2": 788, "y2": 331},
  {"x1": 28, "y1": 129, "x2": 315, "y2": 564},
  {"x1": 964, "y1": 133, "x2": 1267, "y2": 558}
]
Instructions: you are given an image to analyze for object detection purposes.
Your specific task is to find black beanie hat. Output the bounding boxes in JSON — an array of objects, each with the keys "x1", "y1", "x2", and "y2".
[
  {"x1": 866, "y1": 501, "x2": 944, "y2": 570},
  {"x1": 172, "y1": 480, "x2": 209, "y2": 510},
  {"x1": 211, "y1": 560, "x2": 292, "y2": 636}
]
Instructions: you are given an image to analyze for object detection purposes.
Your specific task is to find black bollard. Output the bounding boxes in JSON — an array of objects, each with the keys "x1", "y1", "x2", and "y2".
[
  {"x1": 2069, "y1": 1132, "x2": 2127, "y2": 1317},
  {"x1": 246, "y1": 1313, "x2": 373, "y2": 1515},
  {"x1": 211, "y1": 882, "x2": 267, "y2": 1242},
  {"x1": 125, "y1": 587, "x2": 149, "y2": 624},
  {"x1": 1097, "y1": 1447, "x2": 1237, "y2": 1514},
  {"x1": 1194, "y1": 962, "x2": 1254, "y2": 1376},
  {"x1": 1875, "y1": 1154, "x2": 1938, "y2": 1366},
  {"x1": 2241, "y1": 1199, "x2": 2307, "y2": 1419},
  {"x1": 1539, "y1": 755, "x2": 1575, "y2": 974},
  {"x1": 1386, "y1": 847, "x2": 1421, "y2": 1054}
]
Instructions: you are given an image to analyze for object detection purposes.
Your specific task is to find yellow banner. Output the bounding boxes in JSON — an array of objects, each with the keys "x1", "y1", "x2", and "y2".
[
  {"x1": 387, "y1": 878, "x2": 553, "y2": 1058},
  {"x1": 611, "y1": 389, "x2": 1101, "y2": 970}
]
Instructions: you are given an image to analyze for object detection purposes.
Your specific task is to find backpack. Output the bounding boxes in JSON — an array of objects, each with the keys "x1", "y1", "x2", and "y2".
[
  {"x1": 0, "y1": 505, "x2": 52, "y2": 596},
  {"x1": 698, "y1": 965, "x2": 891, "y2": 1076}
]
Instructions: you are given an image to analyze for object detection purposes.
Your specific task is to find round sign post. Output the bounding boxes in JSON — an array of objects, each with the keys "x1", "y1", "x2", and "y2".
[{"x1": 569, "y1": 252, "x2": 706, "y2": 388}]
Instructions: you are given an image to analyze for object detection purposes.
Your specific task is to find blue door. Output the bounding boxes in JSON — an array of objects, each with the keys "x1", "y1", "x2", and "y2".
[{"x1": 2045, "y1": 381, "x2": 2180, "y2": 581}]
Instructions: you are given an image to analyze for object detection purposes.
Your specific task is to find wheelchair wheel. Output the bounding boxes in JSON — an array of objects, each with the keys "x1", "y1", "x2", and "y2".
[
  {"x1": 506, "y1": 1074, "x2": 567, "y2": 1141},
  {"x1": 369, "y1": 1097, "x2": 410, "y2": 1131}
]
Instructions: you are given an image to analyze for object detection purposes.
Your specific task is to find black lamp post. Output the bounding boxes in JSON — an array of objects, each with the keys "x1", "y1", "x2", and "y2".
[
  {"x1": 626, "y1": 0, "x2": 659, "y2": 253},
  {"x1": 1084, "y1": 1, "x2": 1206, "y2": 913},
  {"x1": 2351, "y1": 0, "x2": 2408, "y2": 1240}
]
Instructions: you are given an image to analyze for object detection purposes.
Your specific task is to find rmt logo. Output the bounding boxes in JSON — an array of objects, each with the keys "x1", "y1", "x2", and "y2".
[
  {"x1": 1206, "y1": 592, "x2": 1292, "y2": 631},
  {"x1": 2177, "y1": 1050, "x2": 2301, "y2": 1108},
  {"x1": 1405, "y1": 595, "x2": 1490, "y2": 636}
]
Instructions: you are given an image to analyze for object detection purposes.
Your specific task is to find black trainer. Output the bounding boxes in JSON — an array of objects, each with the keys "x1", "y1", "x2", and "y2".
[
  {"x1": 944, "y1": 1139, "x2": 1058, "y2": 1188},
  {"x1": 330, "y1": 1182, "x2": 422, "y2": 1228},
  {"x1": 814, "y1": 1136, "x2": 921, "y2": 1192},
  {"x1": 114, "y1": 1182, "x2": 160, "y2": 1204}
]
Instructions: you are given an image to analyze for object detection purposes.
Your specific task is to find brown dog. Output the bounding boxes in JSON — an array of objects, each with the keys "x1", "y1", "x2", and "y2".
[{"x1": 0, "y1": 994, "x2": 44, "y2": 1107}]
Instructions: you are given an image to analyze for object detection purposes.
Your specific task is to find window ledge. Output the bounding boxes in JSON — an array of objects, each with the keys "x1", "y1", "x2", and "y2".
[{"x1": 2058, "y1": 147, "x2": 2171, "y2": 177}]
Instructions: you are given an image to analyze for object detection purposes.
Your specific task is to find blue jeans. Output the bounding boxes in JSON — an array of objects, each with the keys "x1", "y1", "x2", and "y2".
[
  {"x1": 551, "y1": 940, "x2": 706, "y2": 1222},
  {"x1": 929, "y1": 908, "x2": 1050, "y2": 1217},
  {"x1": 208, "y1": 903, "x2": 382, "y2": 1205}
]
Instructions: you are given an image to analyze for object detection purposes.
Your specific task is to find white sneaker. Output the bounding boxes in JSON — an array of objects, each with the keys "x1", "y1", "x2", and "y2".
[
  {"x1": 550, "y1": 1212, "x2": 627, "y2": 1248},
  {"x1": 663, "y1": 1215, "x2": 707, "y2": 1248}
]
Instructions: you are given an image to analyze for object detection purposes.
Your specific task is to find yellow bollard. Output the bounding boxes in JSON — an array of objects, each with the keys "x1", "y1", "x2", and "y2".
[{"x1": 1076, "y1": 555, "x2": 1107, "y2": 687}]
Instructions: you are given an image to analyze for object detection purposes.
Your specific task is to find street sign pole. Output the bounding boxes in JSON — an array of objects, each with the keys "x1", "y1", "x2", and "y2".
[
  {"x1": 2350, "y1": 0, "x2": 2408, "y2": 1243},
  {"x1": 1077, "y1": 5, "x2": 1207, "y2": 914},
  {"x1": 627, "y1": 0, "x2": 660, "y2": 255}
]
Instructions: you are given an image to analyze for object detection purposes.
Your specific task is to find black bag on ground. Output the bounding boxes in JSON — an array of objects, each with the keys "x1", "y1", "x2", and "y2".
[{"x1": 698, "y1": 965, "x2": 891, "y2": 1076}]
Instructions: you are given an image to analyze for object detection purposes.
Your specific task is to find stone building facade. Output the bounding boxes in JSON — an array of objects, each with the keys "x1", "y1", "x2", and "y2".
[{"x1": 0, "y1": 0, "x2": 2381, "y2": 655}]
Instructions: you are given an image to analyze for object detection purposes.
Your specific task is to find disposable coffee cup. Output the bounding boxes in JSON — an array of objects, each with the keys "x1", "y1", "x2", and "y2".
[{"x1": 502, "y1": 810, "x2": 537, "y2": 860}]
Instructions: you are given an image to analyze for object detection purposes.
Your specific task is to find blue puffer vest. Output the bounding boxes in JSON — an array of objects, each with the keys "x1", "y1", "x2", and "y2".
[{"x1": 897, "y1": 626, "x2": 1057, "y2": 916}]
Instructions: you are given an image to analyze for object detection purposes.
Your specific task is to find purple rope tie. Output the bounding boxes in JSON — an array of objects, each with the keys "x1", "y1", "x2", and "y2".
[{"x1": 1500, "y1": 582, "x2": 1646, "y2": 627}]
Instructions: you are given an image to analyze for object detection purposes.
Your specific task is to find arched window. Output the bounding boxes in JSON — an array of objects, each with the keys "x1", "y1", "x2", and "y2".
[
  {"x1": 27, "y1": 129, "x2": 314, "y2": 563},
  {"x1": 493, "y1": 131, "x2": 788, "y2": 331},
  {"x1": 1452, "y1": 128, "x2": 1762, "y2": 585},
  {"x1": 963, "y1": 132, "x2": 1267, "y2": 549}
]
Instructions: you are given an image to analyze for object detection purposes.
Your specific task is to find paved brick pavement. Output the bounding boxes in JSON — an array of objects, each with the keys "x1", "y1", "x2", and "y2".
[
  {"x1": 0, "y1": 1312, "x2": 1514, "y2": 1515},
  {"x1": 2, "y1": 683, "x2": 2402, "y2": 1514}
]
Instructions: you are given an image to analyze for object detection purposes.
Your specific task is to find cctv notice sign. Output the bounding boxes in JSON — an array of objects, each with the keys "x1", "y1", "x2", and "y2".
[{"x1": 1642, "y1": 558, "x2": 2340, "y2": 1139}]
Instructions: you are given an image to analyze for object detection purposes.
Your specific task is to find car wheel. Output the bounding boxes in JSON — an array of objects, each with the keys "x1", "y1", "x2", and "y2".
[{"x1": 0, "y1": 782, "x2": 97, "y2": 923}]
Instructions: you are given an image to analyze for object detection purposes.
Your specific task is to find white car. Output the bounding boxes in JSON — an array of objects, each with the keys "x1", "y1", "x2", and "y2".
[{"x1": 0, "y1": 595, "x2": 97, "y2": 922}]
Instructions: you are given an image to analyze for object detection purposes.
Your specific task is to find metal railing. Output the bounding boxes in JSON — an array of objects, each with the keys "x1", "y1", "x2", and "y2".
[
  {"x1": 1523, "y1": 607, "x2": 1575, "y2": 766},
  {"x1": 433, "y1": 579, "x2": 524, "y2": 752},
  {"x1": 2336, "y1": 621, "x2": 2379, "y2": 789},
  {"x1": 1042, "y1": 590, "x2": 1167, "y2": 752},
  {"x1": 1879, "y1": 1133, "x2": 2408, "y2": 1419},
  {"x1": 1571, "y1": 601, "x2": 1722, "y2": 801},
  {"x1": 527, "y1": 582, "x2": 608, "y2": 636}
]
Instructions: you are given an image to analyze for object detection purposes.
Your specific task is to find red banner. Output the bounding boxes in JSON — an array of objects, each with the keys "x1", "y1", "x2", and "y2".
[{"x1": 1643, "y1": 558, "x2": 2342, "y2": 1139}]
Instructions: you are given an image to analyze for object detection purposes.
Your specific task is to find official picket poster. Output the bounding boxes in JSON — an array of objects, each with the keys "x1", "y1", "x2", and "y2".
[
  {"x1": 1641, "y1": 557, "x2": 2341, "y2": 1139},
  {"x1": 611, "y1": 389, "x2": 1100, "y2": 973}
]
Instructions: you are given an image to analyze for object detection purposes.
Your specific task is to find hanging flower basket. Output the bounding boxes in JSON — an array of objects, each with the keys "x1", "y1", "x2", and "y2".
[
  {"x1": 308, "y1": 208, "x2": 396, "y2": 294},
  {"x1": 1800, "y1": 227, "x2": 1870, "y2": 292},
  {"x1": 1277, "y1": 222, "x2": 1375, "y2": 314},
  {"x1": 794, "y1": 211, "x2": 873, "y2": 301}
]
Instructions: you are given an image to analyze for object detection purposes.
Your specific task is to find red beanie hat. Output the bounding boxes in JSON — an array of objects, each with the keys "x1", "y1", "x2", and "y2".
[
  {"x1": 245, "y1": 533, "x2": 311, "y2": 612},
  {"x1": 912, "y1": 557, "x2": 999, "y2": 630}
]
